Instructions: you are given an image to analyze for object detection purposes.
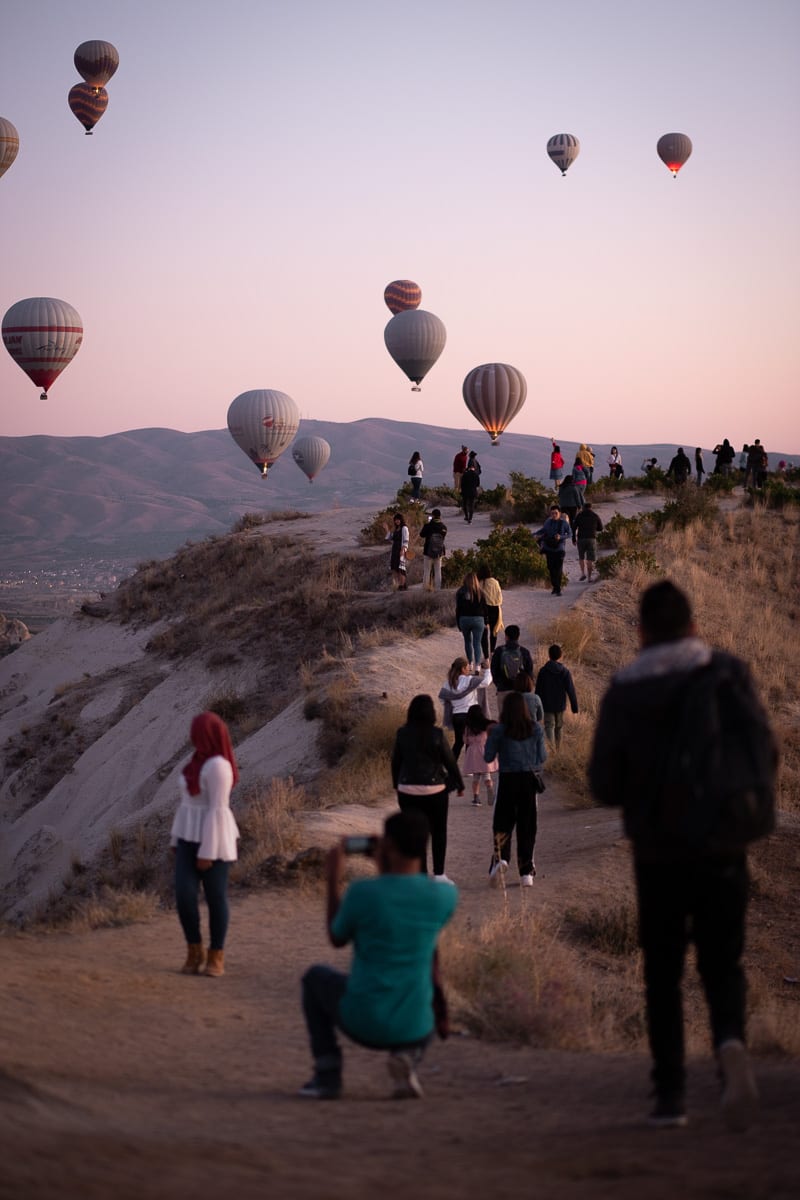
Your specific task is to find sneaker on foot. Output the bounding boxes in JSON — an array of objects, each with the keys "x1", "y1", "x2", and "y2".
[
  {"x1": 298, "y1": 1074, "x2": 341, "y2": 1100},
  {"x1": 647, "y1": 1093, "x2": 688, "y2": 1128},
  {"x1": 718, "y1": 1039, "x2": 758, "y2": 1131},
  {"x1": 471, "y1": 797, "x2": 481, "y2": 806},
  {"x1": 520, "y1": 874, "x2": 534, "y2": 887},
  {"x1": 387, "y1": 1052, "x2": 423, "y2": 1099},
  {"x1": 433, "y1": 873, "x2": 455, "y2": 884},
  {"x1": 489, "y1": 859, "x2": 508, "y2": 888}
]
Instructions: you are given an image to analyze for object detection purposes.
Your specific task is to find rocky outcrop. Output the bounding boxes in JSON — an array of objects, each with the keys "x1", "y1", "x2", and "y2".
[{"x1": 0, "y1": 614, "x2": 30, "y2": 654}]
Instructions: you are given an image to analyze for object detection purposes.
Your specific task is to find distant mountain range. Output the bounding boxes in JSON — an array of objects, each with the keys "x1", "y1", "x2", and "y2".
[{"x1": 0, "y1": 420, "x2": 792, "y2": 569}]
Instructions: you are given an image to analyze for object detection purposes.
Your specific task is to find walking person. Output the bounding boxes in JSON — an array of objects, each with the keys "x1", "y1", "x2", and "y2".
[
  {"x1": 438, "y1": 657, "x2": 490, "y2": 760},
  {"x1": 557, "y1": 474, "x2": 584, "y2": 532},
  {"x1": 462, "y1": 705, "x2": 498, "y2": 806},
  {"x1": 514, "y1": 670, "x2": 544, "y2": 725},
  {"x1": 666, "y1": 447, "x2": 692, "y2": 485},
  {"x1": 490, "y1": 624, "x2": 534, "y2": 697},
  {"x1": 484, "y1": 692, "x2": 547, "y2": 887},
  {"x1": 170, "y1": 711, "x2": 240, "y2": 978},
  {"x1": 419, "y1": 508, "x2": 447, "y2": 591},
  {"x1": 695, "y1": 447, "x2": 705, "y2": 486},
  {"x1": 572, "y1": 501, "x2": 603, "y2": 582},
  {"x1": 477, "y1": 563, "x2": 503, "y2": 659},
  {"x1": 535, "y1": 504, "x2": 572, "y2": 596},
  {"x1": 460, "y1": 461, "x2": 481, "y2": 524},
  {"x1": 535, "y1": 644, "x2": 579, "y2": 748},
  {"x1": 571, "y1": 457, "x2": 588, "y2": 491},
  {"x1": 391, "y1": 694, "x2": 464, "y2": 882},
  {"x1": 408, "y1": 451, "x2": 423, "y2": 502},
  {"x1": 589, "y1": 581, "x2": 778, "y2": 1130},
  {"x1": 383, "y1": 511, "x2": 409, "y2": 590},
  {"x1": 455, "y1": 572, "x2": 487, "y2": 669}
]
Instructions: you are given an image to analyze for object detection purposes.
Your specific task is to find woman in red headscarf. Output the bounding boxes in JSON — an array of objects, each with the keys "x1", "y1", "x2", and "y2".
[{"x1": 170, "y1": 712, "x2": 240, "y2": 977}]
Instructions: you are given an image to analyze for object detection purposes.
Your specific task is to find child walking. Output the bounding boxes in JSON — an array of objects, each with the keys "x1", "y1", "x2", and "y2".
[{"x1": 462, "y1": 705, "x2": 498, "y2": 806}]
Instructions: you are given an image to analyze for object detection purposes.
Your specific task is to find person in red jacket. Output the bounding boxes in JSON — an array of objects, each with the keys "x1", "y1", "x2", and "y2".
[{"x1": 452, "y1": 445, "x2": 468, "y2": 492}]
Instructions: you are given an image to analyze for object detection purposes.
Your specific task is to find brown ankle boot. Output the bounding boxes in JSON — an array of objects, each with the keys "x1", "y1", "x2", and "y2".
[
  {"x1": 180, "y1": 943, "x2": 205, "y2": 974},
  {"x1": 204, "y1": 948, "x2": 225, "y2": 977}
]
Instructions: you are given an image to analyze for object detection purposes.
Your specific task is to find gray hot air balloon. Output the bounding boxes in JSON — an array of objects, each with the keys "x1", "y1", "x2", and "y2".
[
  {"x1": 384, "y1": 309, "x2": 446, "y2": 391},
  {"x1": 462, "y1": 363, "x2": 527, "y2": 445},
  {"x1": 657, "y1": 133, "x2": 692, "y2": 178},
  {"x1": 546, "y1": 133, "x2": 580, "y2": 176},
  {"x1": 292, "y1": 434, "x2": 331, "y2": 482},
  {"x1": 226, "y1": 389, "x2": 300, "y2": 478}
]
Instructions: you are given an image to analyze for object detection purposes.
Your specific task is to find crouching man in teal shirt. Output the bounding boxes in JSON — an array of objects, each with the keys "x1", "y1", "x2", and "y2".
[{"x1": 299, "y1": 810, "x2": 458, "y2": 1100}]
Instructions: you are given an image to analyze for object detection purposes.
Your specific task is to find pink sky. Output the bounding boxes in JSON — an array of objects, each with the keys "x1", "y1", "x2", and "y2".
[{"x1": 1, "y1": 0, "x2": 798, "y2": 451}]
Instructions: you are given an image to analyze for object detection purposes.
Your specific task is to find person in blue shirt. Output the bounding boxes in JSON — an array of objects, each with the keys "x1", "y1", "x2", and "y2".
[
  {"x1": 484, "y1": 692, "x2": 547, "y2": 887},
  {"x1": 535, "y1": 504, "x2": 573, "y2": 596},
  {"x1": 299, "y1": 810, "x2": 458, "y2": 1101}
]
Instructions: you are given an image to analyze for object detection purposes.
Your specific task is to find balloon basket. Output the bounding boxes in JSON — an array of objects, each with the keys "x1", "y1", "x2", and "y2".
[{"x1": 411, "y1": 386, "x2": 421, "y2": 392}]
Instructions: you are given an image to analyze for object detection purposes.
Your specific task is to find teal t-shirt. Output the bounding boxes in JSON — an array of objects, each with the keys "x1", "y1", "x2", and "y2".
[{"x1": 331, "y1": 873, "x2": 458, "y2": 1047}]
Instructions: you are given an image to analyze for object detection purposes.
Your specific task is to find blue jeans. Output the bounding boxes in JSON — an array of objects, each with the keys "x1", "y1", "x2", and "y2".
[
  {"x1": 459, "y1": 615, "x2": 485, "y2": 665},
  {"x1": 174, "y1": 838, "x2": 230, "y2": 949},
  {"x1": 411, "y1": 475, "x2": 422, "y2": 500}
]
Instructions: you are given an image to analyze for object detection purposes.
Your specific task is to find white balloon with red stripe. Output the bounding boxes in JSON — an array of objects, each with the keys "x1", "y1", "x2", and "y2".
[
  {"x1": 227, "y1": 389, "x2": 300, "y2": 478},
  {"x1": 2, "y1": 297, "x2": 83, "y2": 399}
]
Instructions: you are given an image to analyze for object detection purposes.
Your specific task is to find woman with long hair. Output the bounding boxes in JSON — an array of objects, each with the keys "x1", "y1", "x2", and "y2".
[
  {"x1": 383, "y1": 511, "x2": 409, "y2": 590},
  {"x1": 477, "y1": 562, "x2": 503, "y2": 659},
  {"x1": 438, "y1": 656, "x2": 491, "y2": 760},
  {"x1": 455, "y1": 572, "x2": 487, "y2": 670},
  {"x1": 170, "y1": 711, "x2": 240, "y2": 976},
  {"x1": 408, "y1": 451, "x2": 424, "y2": 502},
  {"x1": 391, "y1": 694, "x2": 464, "y2": 882},
  {"x1": 484, "y1": 691, "x2": 546, "y2": 888}
]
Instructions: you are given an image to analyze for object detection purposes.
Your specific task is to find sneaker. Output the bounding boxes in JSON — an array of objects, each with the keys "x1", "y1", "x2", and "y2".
[
  {"x1": 718, "y1": 1039, "x2": 758, "y2": 1131},
  {"x1": 387, "y1": 1052, "x2": 424, "y2": 1099},
  {"x1": 433, "y1": 873, "x2": 454, "y2": 884},
  {"x1": 579, "y1": 575, "x2": 586, "y2": 581},
  {"x1": 298, "y1": 1074, "x2": 341, "y2": 1100},
  {"x1": 471, "y1": 797, "x2": 481, "y2": 806},
  {"x1": 647, "y1": 1093, "x2": 688, "y2": 1128},
  {"x1": 489, "y1": 859, "x2": 508, "y2": 888},
  {"x1": 520, "y1": 874, "x2": 534, "y2": 887}
]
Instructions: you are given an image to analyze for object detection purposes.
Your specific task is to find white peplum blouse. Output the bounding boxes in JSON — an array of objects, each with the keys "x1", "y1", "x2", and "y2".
[{"x1": 170, "y1": 756, "x2": 240, "y2": 862}]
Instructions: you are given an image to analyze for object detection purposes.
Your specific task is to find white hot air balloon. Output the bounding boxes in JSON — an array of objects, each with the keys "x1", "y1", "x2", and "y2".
[
  {"x1": 547, "y1": 134, "x2": 580, "y2": 176},
  {"x1": 292, "y1": 435, "x2": 331, "y2": 482},
  {"x1": 226, "y1": 389, "x2": 300, "y2": 478},
  {"x1": 2, "y1": 296, "x2": 83, "y2": 399}
]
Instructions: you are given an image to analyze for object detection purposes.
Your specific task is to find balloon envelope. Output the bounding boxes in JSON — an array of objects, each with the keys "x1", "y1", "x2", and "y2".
[
  {"x1": 227, "y1": 390, "x2": 300, "y2": 477},
  {"x1": 0, "y1": 118, "x2": 19, "y2": 180},
  {"x1": 74, "y1": 41, "x2": 119, "y2": 88},
  {"x1": 384, "y1": 309, "x2": 446, "y2": 390},
  {"x1": 462, "y1": 363, "x2": 527, "y2": 445},
  {"x1": 657, "y1": 133, "x2": 692, "y2": 177},
  {"x1": 547, "y1": 134, "x2": 580, "y2": 176},
  {"x1": 68, "y1": 83, "x2": 108, "y2": 133},
  {"x1": 2, "y1": 297, "x2": 83, "y2": 398},
  {"x1": 384, "y1": 280, "x2": 422, "y2": 315},
  {"x1": 292, "y1": 435, "x2": 331, "y2": 481}
]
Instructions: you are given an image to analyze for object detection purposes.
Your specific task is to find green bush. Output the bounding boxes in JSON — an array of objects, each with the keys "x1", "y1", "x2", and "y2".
[
  {"x1": 652, "y1": 486, "x2": 719, "y2": 531},
  {"x1": 478, "y1": 482, "x2": 509, "y2": 508},
  {"x1": 754, "y1": 480, "x2": 800, "y2": 509},
  {"x1": 596, "y1": 547, "x2": 660, "y2": 578},
  {"x1": 597, "y1": 512, "x2": 648, "y2": 548},
  {"x1": 704, "y1": 472, "x2": 738, "y2": 495},
  {"x1": 506, "y1": 472, "x2": 554, "y2": 522},
  {"x1": 360, "y1": 503, "x2": 428, "y2": 545},
  {"x1": 442, "y1": 524, "x2": 551, "y2": 587}
]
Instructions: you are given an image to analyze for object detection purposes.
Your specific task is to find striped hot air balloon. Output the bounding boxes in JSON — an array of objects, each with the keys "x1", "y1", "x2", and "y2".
[
  {"x1": 462, "y1": 363, "x2": 527, "y2": 445},
  {"x1": 657, "y1": 133, "x2": 692, "y2": 178},
  {"x1": 384, "y1": 309, "x2": 446, "y2": 391},
  {"x1": 547, "y1": 134, "x2": 580, "y2": 176},
  {"x1": 227, "y1": 390, "x2": 300, "y2": 477},
  {"x1": 292, "y1": 435, "x2": 331, "y2": 481},
  {"x1": 2, "y1": 297, "x2": 83, "y2": 399},
  {"x1": 384, "y1": 280, "x2": 422, "y2": 315},
  {"x1": 74, "y1": 40, "x2": 119, "y2": 90},
  {"x1": 68, "y1": 83, "x2": 109, "y2": 134},
  {"x1": 0, "y1": 118, "x2": 19, "y2": 181}
]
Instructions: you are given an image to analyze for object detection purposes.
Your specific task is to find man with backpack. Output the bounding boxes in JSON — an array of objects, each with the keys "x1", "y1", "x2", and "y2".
[
  {"x1": 490, "y1": 625, "x2": 534, "y2": 697},
  {"x1": 419, "y1": 508, "x2": 447, "y2": 591},
  {"x1": 588, "y1": 581, "x2": 777, "y2": 1132}
]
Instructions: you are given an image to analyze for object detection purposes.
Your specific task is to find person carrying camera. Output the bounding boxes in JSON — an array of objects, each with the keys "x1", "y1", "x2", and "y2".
[{"x1": 299, "y1": 811, "x2": 458, "y2": 1101}]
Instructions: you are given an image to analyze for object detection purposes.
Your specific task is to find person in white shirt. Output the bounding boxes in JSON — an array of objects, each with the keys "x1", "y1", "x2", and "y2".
[{"x1": 170, "y1": 711, "x2": 240, "y2": 977}]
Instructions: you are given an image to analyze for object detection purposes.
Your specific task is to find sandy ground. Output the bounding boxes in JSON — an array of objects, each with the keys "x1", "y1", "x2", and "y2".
[{"x1": 2, "y1": 490, "x2": 798, "y2": 1198}]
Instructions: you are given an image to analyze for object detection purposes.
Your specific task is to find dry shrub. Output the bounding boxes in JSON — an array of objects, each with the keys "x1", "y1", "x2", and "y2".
[
  {"x1": 564, "y1": 897, "x2": 639, "y2": 956},
  {"x1": 233, "y1": 776, "x2": 305, "y2": 883},
  {"x1": 67, "y1": 886, "x2": 161, "y2": 930},
  {"x1": 314, "y1": 698, "x2": 406, "y2": 807}
]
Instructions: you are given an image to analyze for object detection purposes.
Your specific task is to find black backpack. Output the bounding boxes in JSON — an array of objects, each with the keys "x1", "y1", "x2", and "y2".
[
  {"x1": 653, "y1": 653, "x2": 777, "y2": 853},
  {"x1": 426, "y1": 529, "x2": 445, "y2": 558},
  {"x1": 500, "y1": 644, "x2": 523, "y2": 683}
]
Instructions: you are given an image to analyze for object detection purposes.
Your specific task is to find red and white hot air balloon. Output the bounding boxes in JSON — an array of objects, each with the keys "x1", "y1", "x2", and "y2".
[
  {"x1": 227, "y1": 389, "x2": 300, "y2": 477},
  {"x1": 2, "y1": 297, "x2": 83, "y2": 399}
]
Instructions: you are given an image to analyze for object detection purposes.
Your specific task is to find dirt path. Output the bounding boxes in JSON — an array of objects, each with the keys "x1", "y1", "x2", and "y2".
[{"x1": 1, "y1": 491, "x2": 798, "y2": 1199}]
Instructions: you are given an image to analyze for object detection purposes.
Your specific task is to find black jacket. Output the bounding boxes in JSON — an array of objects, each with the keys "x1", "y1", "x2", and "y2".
[
  {"x1": 490, "y1": 640, "x2": 534, "y2": 692},
  {"x1": 455, "y1": 586, "x2": 487, "y2": 623},
  {"x1": 535, "y1": 660, "x2": 578, "y2": 714},
  {"x1": 391, "y1": 725, "x2": 463, "y2": 792},
  {"x1": 572, "y1": 509, "x2": 603, "y2": 539}
]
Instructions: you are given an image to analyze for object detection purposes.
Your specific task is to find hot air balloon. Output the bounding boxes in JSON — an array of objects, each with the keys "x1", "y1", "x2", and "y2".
[
  {"x1": 69, "y1": 83, "x2": 108, "y2": 134},
  {"x1": 384, "y1": 309, "x2": 446, "y2": 391},
  {"x1": 0, "y1": 118, "x2": 19, "y2": 181},
  {"x1": 292, "y1": 435, "x2": 331, "y2": 482},
  {"x1": 2, "y1": 297, "x2": 83, "y2": 400},
  {"x1": 384, "y1": 280, "x2": 422, "y2": 315},
  {"x1": 227, "y1": 390, "x2": 300, "y2": 478},
  {"x1": 657, "y1": 133, "x2": 692, "y2": 178},
  {"x1": 547, "y1": 134, "x2": 580, "y2": 176},
  {"x1": 74, "y1": 40, "x2": 119, "y2": 91},
  {"x1": 462, "y1": 363, "x2": 527, "y2": 446}
]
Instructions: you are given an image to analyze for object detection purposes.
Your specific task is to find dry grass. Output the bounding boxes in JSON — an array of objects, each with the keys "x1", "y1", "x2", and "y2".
[
  {"x1": 65, "y1": 886, "x2": 161, "y2": 930},
  {"x1": 232, "y1": 776, "x2": 306, "y2": 884}
]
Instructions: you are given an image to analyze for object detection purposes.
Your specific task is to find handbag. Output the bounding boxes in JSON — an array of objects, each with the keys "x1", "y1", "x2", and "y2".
[{"x1": 404, "y1": 548, "x2": 415, "y2": 560}]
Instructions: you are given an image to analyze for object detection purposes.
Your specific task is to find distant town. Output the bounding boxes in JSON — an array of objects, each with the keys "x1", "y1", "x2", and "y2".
[{"x1": 0, "y1": 558, "x2": 134, "y2": 629}]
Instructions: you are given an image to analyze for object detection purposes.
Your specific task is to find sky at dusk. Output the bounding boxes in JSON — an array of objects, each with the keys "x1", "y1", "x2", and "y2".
[{"x1": 1, "y1": 0, "x2": 798, "y2": 451}]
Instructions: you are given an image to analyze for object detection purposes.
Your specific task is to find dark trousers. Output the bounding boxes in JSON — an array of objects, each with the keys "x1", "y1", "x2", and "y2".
[
  {"x1": 397, "y1": 789, "x2": 449, "y2": 875},
  {"x1": 544, "y1": 550, "x2": 565, "y2": 592},
  {"x1": 462, "y1": 492, "x2": 476, "y2": 522},
  {"x1": 634, "y1": 854, "x2": 748, "y2": 1097},
  {"x1": 174, "y1": 838, "x2": 230, "y2": 949},
  {"x1": 481, "y1": 606, "x2": 500, "y2": 658},
  {"x1": 451, "y1": 712, "x2": 468, "y2": 760},
  {"x1": 491, "y1": 772, "x2": 538, "y2": 875}
]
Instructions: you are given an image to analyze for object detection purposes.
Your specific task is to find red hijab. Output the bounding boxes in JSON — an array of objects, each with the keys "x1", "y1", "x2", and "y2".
[{"x1": 182, "y1": 711, "x2": 239, "y2": 796}]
